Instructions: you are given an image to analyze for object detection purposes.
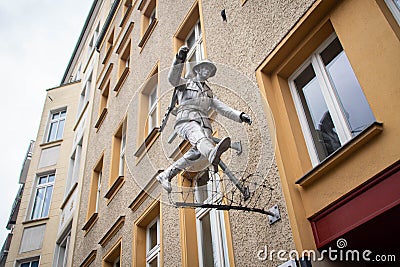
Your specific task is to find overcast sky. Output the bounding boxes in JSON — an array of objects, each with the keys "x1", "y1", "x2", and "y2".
[{"x1": 0, "y1": 0, "x2": 93, "y2": 245}]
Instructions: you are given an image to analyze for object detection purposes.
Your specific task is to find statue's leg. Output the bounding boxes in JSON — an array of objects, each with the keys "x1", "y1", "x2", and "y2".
[
  {"x1": 179, "y1": 121, "x2": 231, "y2": 166},
  {"x1": 156, "y1": 148, "x2": 202, "y2": 192}
]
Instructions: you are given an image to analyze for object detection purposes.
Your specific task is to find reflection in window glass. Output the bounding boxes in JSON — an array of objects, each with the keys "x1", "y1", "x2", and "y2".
[
  {"x1": 321, "y1": 39, "x2": 375, "y2": 135},
  {"x1": 291, "y1": 35, "x2": 375, "y2": 164}
]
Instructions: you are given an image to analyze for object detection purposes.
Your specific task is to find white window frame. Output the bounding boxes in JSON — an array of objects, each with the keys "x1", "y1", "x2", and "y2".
[
  {"x1": 146, "y1": 216, "x2": 160, "y2": 267},
  {"x1": 54, "y1": 230, "x2": 71, "y2": 267},
  {"x1": 46, "y1": 108, "x2": 67, "y2": 143},
  {"x1": 95, "y1": 170, "x2": 102, "y2": 213},
  {"x1": 385, "y1": 0, "x2": 400, "y2": 25},
  {"x1": 30, "y1": 173, "x2": 55, "y2": 220},
  {"x1": 195, "y1": 172, "x2": 230, "y2": 267},
  {"x1": 148, "y1": 85, "x2": 158, "y2": 133},
  {"x1": 119, "y1": 122, "x2": 127, "y2": 177},
  {"x1": 288, "y1": 33, "x2": 374, "y2": 166},
  {"x1": 185, "y1": 20, "x2": 205, "y2": 76}
]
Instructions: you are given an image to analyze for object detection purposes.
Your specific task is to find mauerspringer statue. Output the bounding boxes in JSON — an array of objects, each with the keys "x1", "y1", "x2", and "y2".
[{"x1": 156, "y1": 46, "x2": 252, "y2": 192}]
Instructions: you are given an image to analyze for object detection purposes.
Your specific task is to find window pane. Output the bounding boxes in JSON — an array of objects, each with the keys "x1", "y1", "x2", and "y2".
[
  {"x1": 200, "y1": 212, "x2": 215, "y2": 267},
  {"x1": 41, "y1": 186, "x2": 53, "y2": 217},
  {"x1": 39, "y1": 176, "x2": 47, "y2": 184},
  {"x1": 32, "y1": 188, "x2": 45, "y2": 219},
  {"x1": 52, "y1": 112, "x2": 60, "y2": 120},
  {"x1": 148, "y1": 257, "x2": 158, "y2": 267},
  {"x1": 149, "y1": 110, "x2": 157, "y2": 130},
  {"x1": 56, "y1": 119, "x2": 65, "y2": 140},
  {"x1": 150, "y1": 87, "x2": 157, "y2": 107},
  {"x1": 186, "y1": 30, "x2": 196, "y2": 50},
  {"x1": 31, "y1": 261, "x2": 39, "y2": 267},
  {"x1": 60, "y1": 110, "x2": 66, "y2": 118},
  {"x1": 48, "y1": 174, "x2": 55, "y2": 183},
  {"x1": 149, "y1": 222, "x2": 158, "y2": 250},
  {"x1": 21, "y1": 263, "x2": 30, "y2": 267},
  {"x1": 322, "y1": 42, "x2": 375, "y2": 135},
  {"x1": 295, "y1": 64, "x2": 341, "y2": 160},
  {"x1": 48, "y1": 122, "x2": 57, "y2": 142}
]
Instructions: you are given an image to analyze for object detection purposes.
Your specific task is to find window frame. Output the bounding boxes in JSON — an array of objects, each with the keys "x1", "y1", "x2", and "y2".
[
  {"x1": 145, "y1": 216, "x2": 160, "y2": 267},
  {"x1": 288, "y1": 33, "x2": 375, "y2": 166},
  {"x1": 194, "y1": 172, "x2": 230, "y2": 267},
  {"x1": 184, "y1": 20, "x2": 205, "y2": 76},
  {"x1": 385, "y1": 0, "x2": 400, "y2": 25},
  {"x1": 78, "y1": 72, "x2": 93, "y2": 117},
  {"x1": 30, "y1": 172, "x2": 55, "y2": 220},
  {"x1": 45, "y1": 108, "x2": 67, "y2": 143},
  {"x1": 18, "y1": 258, "x2": 40, "y2": 267},
  {"x1": 54, "y1": 229, "x2": 71, "y2": 267}
]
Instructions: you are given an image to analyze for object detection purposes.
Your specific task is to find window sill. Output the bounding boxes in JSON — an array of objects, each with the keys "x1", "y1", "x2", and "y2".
[
  {"x1": 113, "y1": 67, "x2": 130, "y2": 94},
  {"x1": 134, "y1": 127, "x2": 160, "y2": 161},
  {"x1": 60, "y1": 182, "x2": 78, "y2": 210},
  {"x1": 40, "y1": 139, "x2": 63, "y2": 148},
  {"x1": 138, "y1": 18, "x2": 158, "y2": 50},
  {"x1": 22, "y1": 217, "x2": 49, "y2": 225},
  {"x1": 104, "y1": 175, "x2": 125, "y2": 201},
  {"x1": 296, "y1": 122, "x2": 383, "y2": 186},
  {"x1": 95, "y1": 108, "x2": 108, "y2": 130},
  {"x1": 82, "y1": 212, "x2": 98, "y2": 232}
]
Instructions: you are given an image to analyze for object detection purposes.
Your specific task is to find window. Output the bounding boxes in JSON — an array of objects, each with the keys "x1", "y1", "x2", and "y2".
[
  {"x1": 88, "y1": 22, "x2": 100, "y2": 55},
  {"x1": 78, "y1": 72, "x2": 92, "y2": 116},
  {"x1": 114, "y1": 42, "x2": 131, "y2": 93},
  {"x1": 110, "y1": 120, "x2": 126, "y2": 184},
  {"x1": 173, "y1": 1, "x2": 205, "y2": 77},
  {"x1": 137, "y1": 64, "x2": 159, "y2": 145},
  {"x1": 103, "y1": 29, "x2": 114, "y2": 65},
  {"x1": 385, "y1": 0, "x2": 400, "y2": 25},
  {"x1": 66, "y1": 138, "x2": 83, "y2": 193},
  {"x1": 148, "y1": 86, "x2": 158, "y2": 133},
  {"x1": 55, "y1": 230, "x2": 71, "y2": 267},
  {"x1": 19, "y1": 260, "x2": 39, "y2": 267},
  {"x1": 87, "y1": 155, "x2": 103, "y2": 222},
  {"x1": 121, "y1": 0, "x2": 133, "y2": 27},
  {"x1": 139, "y1": 0, "x2": 157, "y2": 48},
  {"x1": 185, "y1": 20, "x2": 205, "y2": 76},
  {"x1": 99, "y1": 81, "x2": 110, "y2": 118},
  {"x1": 194, "y1": 172, "x2": 231, "y2": 267},
  {"x1": 119, "y1": 42, "x2": 130, "y2": 76},
  {"x1": 146, "y1": 217, "x2": 160, "y2": 267},
  {"x1": 103, "y1": 239, "x2": 121, "y2": 267},
  {"x1": 133, "y1": 200, "x2": 160, "y2": 267},
  {"x1": 31, "y1": 173, "x2": 55, "y2": 220},
  {"x1": 289, "y1": 34, "x2": 375, "y2": 165},
  {"x1": 46, "y1": 109, "x2": 66, "y2": 143}
]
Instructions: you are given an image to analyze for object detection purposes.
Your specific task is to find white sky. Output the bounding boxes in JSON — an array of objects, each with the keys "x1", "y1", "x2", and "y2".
[{"x1": 0, "y1": 0, "x2": 93, "y2": 245}]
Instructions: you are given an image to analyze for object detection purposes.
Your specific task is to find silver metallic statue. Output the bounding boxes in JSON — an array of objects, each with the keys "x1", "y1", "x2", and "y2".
[{"x1": 156, "y1": 46, "x2": 252, "y2": 192}]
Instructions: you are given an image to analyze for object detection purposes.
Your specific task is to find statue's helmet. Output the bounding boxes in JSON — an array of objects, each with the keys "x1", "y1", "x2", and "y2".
[{"x1": 192, "y1": 60, "x2": 217, "y2": 78}]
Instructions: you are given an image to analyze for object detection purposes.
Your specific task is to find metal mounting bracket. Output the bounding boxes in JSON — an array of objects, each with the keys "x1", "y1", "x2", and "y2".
[{"x1": 268, "y1": 205, "x2": 281, "y2": 225}]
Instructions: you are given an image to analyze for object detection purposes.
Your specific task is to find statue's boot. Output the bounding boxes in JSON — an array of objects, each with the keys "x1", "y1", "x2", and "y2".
[
  {"x1": 198, "y1": 137, "x2": 231, "y2": 166},
  {"x1": 156, "y1": 166, "x2": 181, "y2": 192}
]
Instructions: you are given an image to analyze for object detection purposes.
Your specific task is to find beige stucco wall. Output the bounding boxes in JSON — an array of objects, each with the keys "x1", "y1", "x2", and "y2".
[{"x1": 6, "y1": 82, "x2": 81, "y2": 266}]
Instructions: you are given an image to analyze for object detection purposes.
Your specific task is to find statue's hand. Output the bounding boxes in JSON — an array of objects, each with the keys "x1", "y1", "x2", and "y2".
[
  {"x1": 177, "y1": 46, "x2": 189, "y2": 60},
  {"x1": 240, "y1": 113, "x2": 252, "y2": 125}
]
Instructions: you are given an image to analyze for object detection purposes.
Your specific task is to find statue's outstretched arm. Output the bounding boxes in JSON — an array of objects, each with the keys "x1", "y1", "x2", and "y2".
[{"x1": 212, "y1": 97, "x2": 253, "y2": 125}]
